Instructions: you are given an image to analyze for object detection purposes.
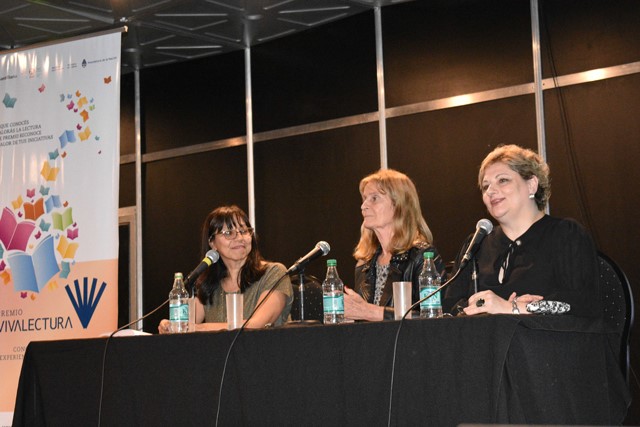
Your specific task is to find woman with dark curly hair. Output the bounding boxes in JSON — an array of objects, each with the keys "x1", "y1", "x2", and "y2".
[
  {"x1": 159, "y1": 205, "x2": 292, "y2": 332},
  {"x1": 444, "y1": 144, "x2": 600, "y2": 317}
]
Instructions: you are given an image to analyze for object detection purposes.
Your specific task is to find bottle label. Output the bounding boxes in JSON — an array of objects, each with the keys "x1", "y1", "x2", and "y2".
[
  {"x1": 420, "y1": 287, "x2": 441, "y2": 309},
  {"x1": 169, "y1": 302, "x2": 189, "y2": 321},
  {"x1": 323, "y1": 294, "x2": 344, "y2": 315}
]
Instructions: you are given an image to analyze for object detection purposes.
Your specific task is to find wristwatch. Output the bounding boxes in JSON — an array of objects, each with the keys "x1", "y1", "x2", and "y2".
[{"x1": 511, "y1": 299, "x2": 520, "y2": 314}]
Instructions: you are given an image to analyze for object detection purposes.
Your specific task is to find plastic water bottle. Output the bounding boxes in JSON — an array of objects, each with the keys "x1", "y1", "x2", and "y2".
[
  {"x1": 169, "y1": 272, "x2": 190, "y2": 333},
  {"x1": 419, "y1": 252, "x2": 443, "y2": 318},
  {"x1": 322, "y1": 259, "x2": 344, "y2": 324}
]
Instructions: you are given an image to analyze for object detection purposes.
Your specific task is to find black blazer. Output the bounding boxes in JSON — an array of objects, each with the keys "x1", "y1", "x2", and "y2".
[{"x1": 354, "y1": 243, "x2": 445, "y2": 320}]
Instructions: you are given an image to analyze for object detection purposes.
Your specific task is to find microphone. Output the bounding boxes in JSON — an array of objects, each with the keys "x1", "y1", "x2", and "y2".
[
  {"x1": 184, "y1": 249, "x2": 220, "y2": 290},
  {"x1": 459, "y1": 219, "x2": 493, "y2": 271},
  {"x1": 287, "y1": 241, "x2": 330, "y2": 274}
]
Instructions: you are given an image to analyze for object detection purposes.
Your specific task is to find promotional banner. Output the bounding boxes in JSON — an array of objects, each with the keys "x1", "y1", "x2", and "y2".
[{"x1": 0, "y1": 31, "x2": 121, "y2": 423}]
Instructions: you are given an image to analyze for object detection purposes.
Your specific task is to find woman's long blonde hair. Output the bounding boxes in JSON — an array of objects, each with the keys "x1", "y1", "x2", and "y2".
[{"x1": 353, "y1": 169, "x2": 433, "y2": 262}]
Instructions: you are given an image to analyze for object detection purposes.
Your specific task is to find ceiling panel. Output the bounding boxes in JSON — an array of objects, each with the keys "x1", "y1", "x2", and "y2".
[{"x1": 0, "y1": 0, "x2": 413, "y2": 72}]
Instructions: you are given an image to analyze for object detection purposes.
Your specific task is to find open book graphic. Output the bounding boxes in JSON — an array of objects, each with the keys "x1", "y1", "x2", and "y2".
[
  {"x1": 59, "y1": 130, "x2": 76, "y2": 148},
  {"x1": 45, "y1": 195, "x2": 61, "y2": 213},
  {"x1": 3, "y1": 92, "x2": 17, "y2": 108},
  {"x1": 0, "y1": 207, "x2": 35, "y2": 251},
  {"x1": 24, "y1": 198, "x2": 45, "y2": 221},
  {"x1": 78, "y1": 126, "x2": 91, "y2": 141},
  {"x1": 41, "y1": 161, "x2": 60, "y2": 181},
  {"x1": 52, "y1": 207, "x2": 73, "y2": 231},
  {"x1": 7, "y1": 234, "x2": 60, "y2": 293},
  {"x1": 11, "y1": 195, "x2": 23, "y2": 210},
  {"x1": 57, "y1": 235, "x2": 79, "y2": 259}
]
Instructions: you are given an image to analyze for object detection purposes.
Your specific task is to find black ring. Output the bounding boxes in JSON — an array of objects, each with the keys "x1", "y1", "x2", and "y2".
[{"x1": 476, "y1": 298, "x2": 485, "y2": 307}]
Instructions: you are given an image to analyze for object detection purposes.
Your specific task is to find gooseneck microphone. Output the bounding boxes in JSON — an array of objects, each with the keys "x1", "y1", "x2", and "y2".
[
  {"x1": 387, "y1": 219, "x2": 493, "y2": 427},
  {"x1": 287, "y1": 241, "x2": 330, "y2": 274},
  {"x1": 458, "y1": 218, "x2": 493, "y2": 270},
  {"x1": 216, "y1": 241, "x2": 330, "y2": 425},
  {"x1": 184, "y1": 249, "x2": 220, "y2": 290}
]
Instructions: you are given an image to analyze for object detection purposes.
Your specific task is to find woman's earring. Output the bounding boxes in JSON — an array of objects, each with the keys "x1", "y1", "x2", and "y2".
[{"x1": 529, "y1": 194, "x2": 535, "y2": 199}]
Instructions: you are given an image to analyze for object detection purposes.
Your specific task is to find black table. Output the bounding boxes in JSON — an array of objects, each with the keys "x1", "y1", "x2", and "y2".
[{"x1": 12, "y1": 315, "x2": 630, "y2": 426}]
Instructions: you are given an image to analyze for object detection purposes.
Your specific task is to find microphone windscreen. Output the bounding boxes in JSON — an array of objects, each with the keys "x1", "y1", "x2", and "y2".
[
  {"x1": 477, "y1": 219, "x2": 493, "y2": 234},
  {"x1": 206, "y1": 249, "x2": 220, "y2": 263},
  {"x1": 317, "y1": 241, "x2": 330, "y2": 255}
]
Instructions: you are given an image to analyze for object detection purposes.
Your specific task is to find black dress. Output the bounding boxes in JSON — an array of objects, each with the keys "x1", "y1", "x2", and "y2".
[{"x1": 443, "y1": 215, "x2": 600, "y2": 317}]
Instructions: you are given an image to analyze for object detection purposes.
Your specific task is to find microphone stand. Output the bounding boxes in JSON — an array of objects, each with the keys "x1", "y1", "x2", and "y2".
[
  {"x1": 387, "y1": 265, "x2": 464, "y2": 427},
  {"x1": 290, "y1": 267, "x2": 320, "y2": 324},
  {"x1": 299, "y1": 268, "x2": 306, "y2": 321},
  {"x1": 472, "y1": 257, "x2": 479, "y2": 294}
]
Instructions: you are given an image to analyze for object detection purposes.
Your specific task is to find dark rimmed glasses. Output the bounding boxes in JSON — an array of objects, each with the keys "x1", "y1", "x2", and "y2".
[{"x1": 212, "y1": 228, "x2": 254, "y2": 240}]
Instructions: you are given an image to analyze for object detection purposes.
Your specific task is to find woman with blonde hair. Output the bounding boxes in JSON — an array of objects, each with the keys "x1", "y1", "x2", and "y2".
[{"x1": 344, "y1": 169, "x2": 445, "y2": 321}]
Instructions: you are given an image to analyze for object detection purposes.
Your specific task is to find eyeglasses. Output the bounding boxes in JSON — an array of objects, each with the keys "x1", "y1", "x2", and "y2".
[{"x1": 213, "y1": 228, "x2": 254, "y2": 240}]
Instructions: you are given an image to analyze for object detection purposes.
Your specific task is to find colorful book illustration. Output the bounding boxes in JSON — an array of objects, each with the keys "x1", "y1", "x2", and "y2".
[
  {"x1": 52, "y1": 207, "x2": 73, "y2": 231},
  {"x1": 77, "y1": 96, "x2": 88, "y2": 108},
  {"x1": 11, "y1": 196, "x2": 23, "y2": 210},
  {"x1": 24, "y1": 197, "x2": 45, "y2": 221},
  {"x1": 60, "y1": 261, "x2": 71, "y2": 279},
  {"x1": 41, "y1": 161, "x2": 60, "y2": 181},
  {"x1": 7, "y1": 234, "x2": 60, "y2": 293},
  {"x1": 80, "y1": 110, "x2": 89, "y2": 122},
  {"x1": 67, "y1": 228, "x2": 79, "y2": 240},
  {"x1": 0, "y1": 207, "x2": 35, "y2": 251},
  {"x1": 59, "y1": 130, "x2": 76, "y2": 148},
  {"x1": 78, "y1": 126, "x2": 91, "y2": 141},
  {"x1": 56, "y1": 235, "x2": 79, "y2": 259},
  {"x1": 39, "y1": 219, "x2": 51, "y2": 232},
  {"x1": 3, "y1": 92, "x2": 17, "y2": 108},
  {"x1": 45, "y1": 194, "x2": 61, "y2": 212}
]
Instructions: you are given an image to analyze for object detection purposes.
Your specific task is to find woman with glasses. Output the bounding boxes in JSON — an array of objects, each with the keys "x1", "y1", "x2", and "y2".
[
  {"x1": 159, "y1": 205, "x2": 293, "y2": 332},
  {"x1": 443, "y1": 145, "x2": 600, "y2": 317}
]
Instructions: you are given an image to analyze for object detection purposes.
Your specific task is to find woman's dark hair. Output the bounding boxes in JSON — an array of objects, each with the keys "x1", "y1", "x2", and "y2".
[{"x1": 196, "y1": 205, "x2": 267, "y2": 304}]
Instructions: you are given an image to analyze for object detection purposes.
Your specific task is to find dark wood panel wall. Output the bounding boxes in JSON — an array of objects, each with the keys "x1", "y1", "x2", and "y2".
[{"x1": 119, "y1": 1, "x2": 640, "y2": 422}]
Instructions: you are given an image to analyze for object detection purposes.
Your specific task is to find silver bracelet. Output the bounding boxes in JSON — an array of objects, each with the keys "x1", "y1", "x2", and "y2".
[
  {"x1": 526, "y1": 300, "x2": 571, "y2": 315},
  {"x1": 511, "y1": 298, "x2": 520, "y2": 314}
]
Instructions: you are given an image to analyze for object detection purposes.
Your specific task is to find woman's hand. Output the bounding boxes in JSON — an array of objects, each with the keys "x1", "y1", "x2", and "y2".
[
  {"x1": 464, "y1": 291, "x2": 543, "y2": 315},
  {"x1": 158, "y1": 319, "x2": 171, "y2": 334},
  {"x1": 464, "y1": 290, "x2": 510, "y2": 315},
  {"x1": 344, "y1": 286, "x2": 384, "y2": 321},
  {"x1": 508, "y1": 292, "x2": 544, "y2": 314}
]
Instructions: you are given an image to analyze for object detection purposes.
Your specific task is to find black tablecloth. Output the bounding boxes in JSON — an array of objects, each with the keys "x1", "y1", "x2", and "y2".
[{"x1": 12, "y1": 315, "x2": 630, "y2": 426}]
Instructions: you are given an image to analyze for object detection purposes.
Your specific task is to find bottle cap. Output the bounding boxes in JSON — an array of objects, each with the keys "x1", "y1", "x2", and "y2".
[
  {"x1": 174, "y1": 272, "x2": 184, "y2": 279},
  {"x1": 423, "y1": 251, "x2": 434, "y2": 259},
  {"x1": 327, "y1": 259, "x2": 337, "y2": 267}
]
